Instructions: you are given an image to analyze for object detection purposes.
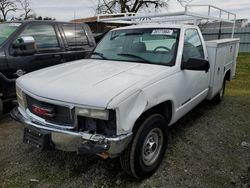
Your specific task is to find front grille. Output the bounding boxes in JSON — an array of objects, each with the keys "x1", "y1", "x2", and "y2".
[{"x1": 26, "y1": 95, "x2": 74, "y2": 127}]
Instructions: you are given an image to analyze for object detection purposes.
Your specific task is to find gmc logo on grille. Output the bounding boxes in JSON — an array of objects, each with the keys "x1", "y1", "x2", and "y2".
[{"x1": 32, "y1": 104, "x2": 55, "y2": 118}]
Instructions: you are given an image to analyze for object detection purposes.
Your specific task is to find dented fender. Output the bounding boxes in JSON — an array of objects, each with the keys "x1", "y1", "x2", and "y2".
[{"x1": 113, "y1": 90, "x2": 148, "y2": 134}]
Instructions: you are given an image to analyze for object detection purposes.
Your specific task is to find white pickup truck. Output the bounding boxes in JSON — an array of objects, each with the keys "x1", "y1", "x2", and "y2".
[{"x1": 12, "y1": 21, "x2": 239, "y2": 178}]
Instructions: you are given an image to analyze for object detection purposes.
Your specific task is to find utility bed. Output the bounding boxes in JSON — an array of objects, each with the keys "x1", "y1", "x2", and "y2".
[{"x1": 206, "y1": 38, "x2": 240, "y2": 99}]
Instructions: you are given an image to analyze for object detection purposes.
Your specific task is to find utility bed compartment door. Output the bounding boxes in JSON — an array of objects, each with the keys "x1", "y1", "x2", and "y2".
[{"x1": 206, "y1": 38, "x2": 240, "y2": 99}]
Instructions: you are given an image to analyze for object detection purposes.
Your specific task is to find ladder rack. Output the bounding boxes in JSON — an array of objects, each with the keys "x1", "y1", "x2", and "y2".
[{"x1": 97, "y1": 4, "x2": 237, "y2": 38}]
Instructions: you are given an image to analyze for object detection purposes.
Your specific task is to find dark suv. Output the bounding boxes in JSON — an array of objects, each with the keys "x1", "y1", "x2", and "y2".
[{"x1": 0, "y1": 21, "x2": 96, "y2": 115}]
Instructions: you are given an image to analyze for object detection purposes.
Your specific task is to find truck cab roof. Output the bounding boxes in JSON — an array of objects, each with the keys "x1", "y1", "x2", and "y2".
[{"x1": 112, "y1": 23, "x2": 198, "y2": 31}]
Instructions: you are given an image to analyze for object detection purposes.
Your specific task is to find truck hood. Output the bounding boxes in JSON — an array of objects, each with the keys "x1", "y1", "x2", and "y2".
[{"x1": 17, "y1": 59, "x2": 169, "y2": 108}]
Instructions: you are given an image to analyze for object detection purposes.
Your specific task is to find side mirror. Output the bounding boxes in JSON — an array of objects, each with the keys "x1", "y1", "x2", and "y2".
[
  {"x1": 181, "y1": 58, "x2": 210, "y2": 72},
  {"x1": 12, "y1": 36, "x2": 37, "y2": 56}
]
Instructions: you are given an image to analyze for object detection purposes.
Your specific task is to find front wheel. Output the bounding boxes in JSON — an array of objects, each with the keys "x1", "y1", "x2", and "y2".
[{"x1": 120, "y1": 114, "x2": 168, "y2": 179}]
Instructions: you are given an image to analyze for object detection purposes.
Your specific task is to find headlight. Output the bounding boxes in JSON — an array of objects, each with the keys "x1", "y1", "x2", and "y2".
[
  {"x1": 75, "y1": 107, "x2": 109, "y2": 120},
  {"x1": 16, "y1": 85, "x2": 26, "y2": 108},
  {"x1": 77, "y1": 110, "x2": 117, "y2": 136}
]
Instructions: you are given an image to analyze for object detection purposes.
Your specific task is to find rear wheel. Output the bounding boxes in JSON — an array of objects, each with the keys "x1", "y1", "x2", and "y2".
[
  {"x1": 120, "y1": 114, "x2": 168, "y2": 179},
  {"x1": 212, "y1": 79, "x2": 226, "y2": 104}
]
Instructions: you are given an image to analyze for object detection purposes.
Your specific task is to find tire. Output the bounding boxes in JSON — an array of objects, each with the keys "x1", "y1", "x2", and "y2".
[
  {"x1": 0, "y1": 98, "x2": 3, "y2": 116},
  {"x1": 212, "y1": 79, "x2": 226, "y2": 104},
  {"x1": 120, "y1": 114, "x2": 168, "y2": 179}
]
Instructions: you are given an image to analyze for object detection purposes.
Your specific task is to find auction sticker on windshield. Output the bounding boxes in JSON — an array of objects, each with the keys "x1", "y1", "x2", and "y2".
[
  {"x1": 152, "y1": 29, "x2": 173, "y2": 35},
  {"x1": 9, "y1": 23, "x2": 21, "y2": 27}
]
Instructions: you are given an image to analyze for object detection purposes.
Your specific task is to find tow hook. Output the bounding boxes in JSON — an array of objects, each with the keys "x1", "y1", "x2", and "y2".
[{"x1": 77, "y1": 140, "x2": 110, "y2": 155}]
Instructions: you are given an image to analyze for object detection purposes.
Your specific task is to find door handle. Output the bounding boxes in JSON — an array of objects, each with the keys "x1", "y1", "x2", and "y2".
[
  {"x1": 13, "y1": 69, "x2": 26, "y2": 77},
  {"x1": 217, "y1": 67, "x2": 220, "y2": 74},
  {"x1": 54, "y1": 54, "x2": 61, "y2": 58},
  {"x1": 54, "y1": 54, "x2": 65, "y2": 63}
]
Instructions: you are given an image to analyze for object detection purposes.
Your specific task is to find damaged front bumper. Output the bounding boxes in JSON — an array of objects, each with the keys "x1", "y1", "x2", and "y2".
[{"x1": 11, "y1": 107, "x2": 133, "y2": 158}]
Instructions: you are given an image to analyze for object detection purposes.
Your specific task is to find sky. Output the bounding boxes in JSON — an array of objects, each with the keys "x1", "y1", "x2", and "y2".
[{"x1": 10, "y1": 0, "x2": 250, "y2": 21}]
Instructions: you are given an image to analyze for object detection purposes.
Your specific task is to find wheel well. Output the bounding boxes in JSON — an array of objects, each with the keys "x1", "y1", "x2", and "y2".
[
  {"x1": 225, "y1": 70, "x2": 231, "y2": 81},
  {"x1": 132, "y1": 101, "x2": 172, "y2": 132}
]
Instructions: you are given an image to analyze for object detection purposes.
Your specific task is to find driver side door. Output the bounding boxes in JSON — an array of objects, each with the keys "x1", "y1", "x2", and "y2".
[{"x1": 176, "y1": 28, "x2": 210, "y2": 116}]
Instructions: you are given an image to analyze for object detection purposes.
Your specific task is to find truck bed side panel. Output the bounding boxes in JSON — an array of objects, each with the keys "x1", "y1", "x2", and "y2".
[{"x1": 206, "y1": 38, "x2": 240, "y2": 99}]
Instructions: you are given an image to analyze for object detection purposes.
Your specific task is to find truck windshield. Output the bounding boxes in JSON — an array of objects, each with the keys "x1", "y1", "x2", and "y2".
[
  {"x1": 91, "y1": 28, "x2": 180, "y2": 66},
  {"x1": 0, "y1": 23, "x2": 21, "y2": 46}
]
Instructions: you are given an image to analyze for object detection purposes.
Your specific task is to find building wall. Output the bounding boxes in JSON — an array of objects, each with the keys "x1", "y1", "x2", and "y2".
[{"x1": 202, "y1": 27, "x2": 250, "y2": 53}]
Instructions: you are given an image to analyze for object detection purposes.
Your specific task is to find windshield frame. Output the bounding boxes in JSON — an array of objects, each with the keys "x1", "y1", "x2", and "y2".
[{"x1": 91, "y1": 27, "x2": 180, "y2": 67}]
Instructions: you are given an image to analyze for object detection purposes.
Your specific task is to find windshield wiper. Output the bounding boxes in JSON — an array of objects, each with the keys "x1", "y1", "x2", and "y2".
[
  {"x1": 91, "y1": 52, "x2": 107, "y2": 60},
  {"x1": 117, "y1": 53, "x2": 153, "y2": 64}
]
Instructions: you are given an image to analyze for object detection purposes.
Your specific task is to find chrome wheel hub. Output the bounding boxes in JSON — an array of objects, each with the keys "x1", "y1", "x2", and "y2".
[{"x1": 142, "y1": 128, "x2": 163, "y2": 166}]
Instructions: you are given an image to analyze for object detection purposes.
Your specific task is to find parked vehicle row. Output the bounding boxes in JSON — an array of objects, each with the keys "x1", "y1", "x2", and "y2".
[{"x1": 0, "y1": 21, "x2": 96, "y2": 115}]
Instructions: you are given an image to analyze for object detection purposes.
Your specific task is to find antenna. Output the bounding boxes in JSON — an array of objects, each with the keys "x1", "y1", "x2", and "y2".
[{"x1": 74, "y1": 11, "x2": 77, "y2": 52}]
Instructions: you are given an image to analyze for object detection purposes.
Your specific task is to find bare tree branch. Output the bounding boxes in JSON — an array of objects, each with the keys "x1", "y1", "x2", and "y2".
[
  {"x1": 17, "y1": 0, "x2": 32, "y2": 20},
  {"x1": 96, "y1": 0, "x2": 193, "y2": 14},
  {"x1": 177, "y1": 0, "x2": 192, "y2": 7},
  {"x1": 0, "y1": 0, "x2": 18, "y2": 21}
]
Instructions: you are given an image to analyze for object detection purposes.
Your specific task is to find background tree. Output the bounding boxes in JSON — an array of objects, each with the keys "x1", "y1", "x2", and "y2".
[
  {"x1": 43, "y1": 16, "x2": 55, "y2": 20},
  {"x1": 36, "y1": 15, "x2": 42, "y2": 20},
  {"x1": 0, "y1": 0, "x2": 18, "y2": 21},
  {"x1": 18, "y1": 0, "x2": 32, "y2": 20},
  {"x1": 96, "y1": 0, "x2": 192, "y2": 14}
]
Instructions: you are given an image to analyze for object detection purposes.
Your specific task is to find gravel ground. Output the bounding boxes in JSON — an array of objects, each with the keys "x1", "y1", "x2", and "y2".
[
  {"x1": 0, "y1": 97, "x2": 249, "y2": 188},
  {"x1": 0, "y1": 54, "x2": 250, "y2": 188}
]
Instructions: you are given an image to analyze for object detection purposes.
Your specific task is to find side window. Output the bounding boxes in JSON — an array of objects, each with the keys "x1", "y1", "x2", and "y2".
[
  {"x1": 17, "y1": 24, "x2": 59, "y2": 49},
  {"x1": 62, "y1": 24, "x2": 88, "y2": 47},
  {"x1": 183, "y1": 29, "x2": 204, "y2": 62}
]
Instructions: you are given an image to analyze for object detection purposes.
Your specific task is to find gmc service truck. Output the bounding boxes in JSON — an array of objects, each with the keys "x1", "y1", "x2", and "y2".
[{"x1": 12, "y1": 5, "x2": 239, "y2": 179}]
